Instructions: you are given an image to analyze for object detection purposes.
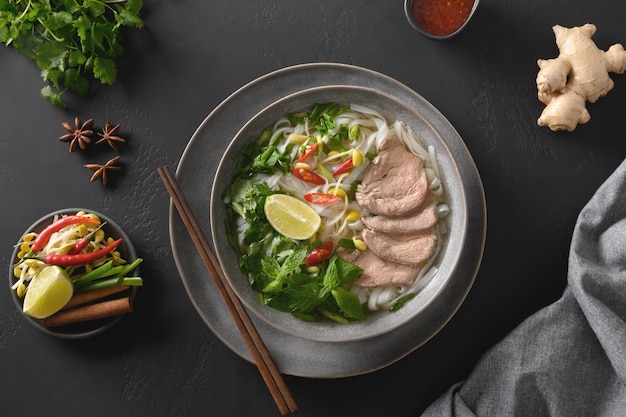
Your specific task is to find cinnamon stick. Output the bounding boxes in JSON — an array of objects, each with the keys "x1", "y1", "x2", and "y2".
[
  {"x1": 63, "y1": 285, "x2": 130, "y2": 309},
  {"x1": 41, "y1": 296, "x2": 132, "y2": 328}
]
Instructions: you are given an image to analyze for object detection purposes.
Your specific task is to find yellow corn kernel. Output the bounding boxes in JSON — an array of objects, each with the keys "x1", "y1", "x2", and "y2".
[
  {"x1": 94, "y1": 229, "x2": 105, "y2": 244},
  {"x1": 353, "y1": 237, "x2": 367, "y2": 251},
  {"x1": 345, "y1": 210, "x2": 361, "y2": 222},
  {"x1": 77, "y1": 224, "x2": 89, "y2": 236},
  {"x1": 16, "y1": 282, "x2": 26, "y2": 298},
  {"x1": 294, "y1": 162, "x2": 311, "y2": 170},
  {"x1": 111, "y1": 251, "x2": 127, "y2": 264},
  {"x1": 352, "y1": 149, "x2": 365, "y2": 167},
  {"x1": 83, "y1": 212, "x2": 101, "y2": 223},
  {"x1": 328, "y1": 187, "x2": 346, "y2": 198},
  {"x1": 22, "y1": 232, "x2": 37, "y2": 242},
  {"x1": 288, "y1": 134, "x2": 308, "y2": 144}
]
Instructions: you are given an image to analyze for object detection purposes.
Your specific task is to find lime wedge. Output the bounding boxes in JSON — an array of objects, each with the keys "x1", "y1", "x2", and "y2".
[
  {"x1": 23, "y1": 266, "x2": 73, "y2": 319},
  {"x1": 264, "y1": 194, "x2": 321, "y2": 240}
]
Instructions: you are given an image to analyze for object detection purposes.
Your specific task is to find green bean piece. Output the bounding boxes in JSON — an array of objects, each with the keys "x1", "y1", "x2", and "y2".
[
  {"x1": 73, "y1": 260, "x2": 114, "y2": 287},
  {"x1": 98, "y1": 257, "x2": 143, "y2": 279},
  {"x1": 98, "y1": 265, "x2": 125, "y2": 278},
  {"x1": 74, "y1": 277, "x2": 143, "y2": 293},
  {"x1": 116, "y1": 258, "x2": 143, "y2": 278}
]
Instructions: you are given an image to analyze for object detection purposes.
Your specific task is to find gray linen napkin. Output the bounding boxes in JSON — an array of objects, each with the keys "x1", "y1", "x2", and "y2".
[{"x1": 422, "y1": 158, "x2": 626, "y2": 416}]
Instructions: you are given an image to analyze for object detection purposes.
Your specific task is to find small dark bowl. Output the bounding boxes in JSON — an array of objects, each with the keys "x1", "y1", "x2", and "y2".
[
  {"x1": 9, "y1": 208, "x2": 138, "y2": 339},
  {"x1": 404, "y1": 0, "x2": 480, "y2": 40}
]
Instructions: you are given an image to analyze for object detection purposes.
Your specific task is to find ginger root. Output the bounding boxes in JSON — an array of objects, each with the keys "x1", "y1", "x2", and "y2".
[{"x1": 536, "y1": 23, "x2": 626, "y2": 132}]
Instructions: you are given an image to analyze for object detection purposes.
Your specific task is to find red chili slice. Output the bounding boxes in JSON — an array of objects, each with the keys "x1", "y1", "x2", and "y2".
[
  {"x1": 291, "y1": 167, "x2": 325, "y2": 185},
  {"x1": 305, "y1": 242, "x2": 334, "y2": 266},
  {"x1": 332, "y1": 159, "x2": 354, "y2": 177},
  {"x1": 297, "y1": 143, "x2": 318, "y2": 162},
  {"x1": 304, "y1": 193, "x2": 341, "y2": 204}
]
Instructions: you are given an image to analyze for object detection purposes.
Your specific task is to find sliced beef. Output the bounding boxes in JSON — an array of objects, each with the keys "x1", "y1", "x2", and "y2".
[
  {"x1": 341, "y1": 249, "x2": 423, "y2": 287},
  {"x1": 344, "y1": 136, "x2": 441, "y2": 288},
  {"x1": 362, "y1": 228, "x2": 437, "y2": 266},
  {"x1": 361, "y1": 194, "x2": 438, "y2": 234},
  {"x1": 356, "y1": 136, "x2": 429, "y2": 217}
]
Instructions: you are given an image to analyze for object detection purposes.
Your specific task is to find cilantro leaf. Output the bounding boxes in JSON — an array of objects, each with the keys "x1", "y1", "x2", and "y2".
[
  {"x1": 93, "y1": 56, "x2": 117, "y2": 85},
  {"x1": 40, "y1": 85, "x2": 65, "y2": 108}
]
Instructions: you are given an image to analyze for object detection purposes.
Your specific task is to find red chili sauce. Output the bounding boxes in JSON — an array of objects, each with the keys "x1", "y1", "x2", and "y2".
[{"x1": 411, "y1": 0, "x2": 475, "y2": 37}]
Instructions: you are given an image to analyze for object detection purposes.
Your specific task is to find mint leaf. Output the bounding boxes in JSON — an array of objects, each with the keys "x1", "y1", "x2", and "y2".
[
  {"x1": 278, "y1": 246, "x2": 308, "y2": 279},
  {"x1": 262, "y1": 246, "x2": 308, "y2": 293},
  {"x1": 320, "y1": 254, "x2": 363, "y2": 298},
  {"x1": 331, "y1": 287, "x2": 365, "y2": 321}
]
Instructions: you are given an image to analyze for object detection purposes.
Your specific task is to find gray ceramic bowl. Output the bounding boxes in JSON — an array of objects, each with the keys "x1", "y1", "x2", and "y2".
[
  {"x1": 210, "y1": 85, "x2": 473, "y2": 343},
  {"x1": 9, "y1": 208, "x2": 138, "y2": 339}
]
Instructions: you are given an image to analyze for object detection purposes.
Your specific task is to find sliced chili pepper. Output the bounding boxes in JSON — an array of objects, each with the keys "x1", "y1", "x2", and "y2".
[
  {"x1": 42, "y1": 238, "x2": 122, "y2": 267},
  {"x1": 31, "y1": 215, "x2": 100, "y2": 252},
  {"x1": 290, "y1": 167, "x2": 326, "y2": 185},
  {"x1": 304, "y1": 193, "x2": 341, "y2": 204},
  {"x1": 297, "y1": 142, "x2": 318, "y2": 162},
  {"x1": 67, "y1": 222, "x2": 107, "y2": 255},
  {"x1": 332, "y1": 159, "x2": 354, "y2": 177},
  {"x1": 67, "y1": 238, "x2": 90, "y2": 256},
  {"x1": 305, "y1": 242, "x2": 334, "y2": 267}
]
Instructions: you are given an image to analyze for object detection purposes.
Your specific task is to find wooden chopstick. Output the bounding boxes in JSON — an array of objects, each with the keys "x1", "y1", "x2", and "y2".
[{"x1": 157, "y1": 166, "x2": 298, "y2": 415}]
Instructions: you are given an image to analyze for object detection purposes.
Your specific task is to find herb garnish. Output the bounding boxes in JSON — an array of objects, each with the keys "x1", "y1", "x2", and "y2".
[
  {"x1": 0, "y1": 0, "x2": 144, "y2": 107},
  {"x1": 224, "y1": 104, "x2": 370, "y2": 323}
]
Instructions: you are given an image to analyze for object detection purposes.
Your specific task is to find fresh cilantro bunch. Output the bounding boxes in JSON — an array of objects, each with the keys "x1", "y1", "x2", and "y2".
[{"x1": 0, "y1": 0, "x2": 144, "y2": 107}]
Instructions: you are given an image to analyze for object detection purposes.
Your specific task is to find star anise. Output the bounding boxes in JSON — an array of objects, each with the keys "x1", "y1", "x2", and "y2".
[
  {"x1": 59, "y1": 117, "x2": 94, "y2": 152},
  {"x1": 84, "y1": 156, "x2": 122, "y2": 186},
  {"x1": 95, "y1": 122, "x2": 125, "y2": 152}
]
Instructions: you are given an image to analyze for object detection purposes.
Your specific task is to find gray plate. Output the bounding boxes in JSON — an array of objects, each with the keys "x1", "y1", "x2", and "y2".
[{"x1": 169, "y1": 63, "x2": 486, "y2": 378}]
